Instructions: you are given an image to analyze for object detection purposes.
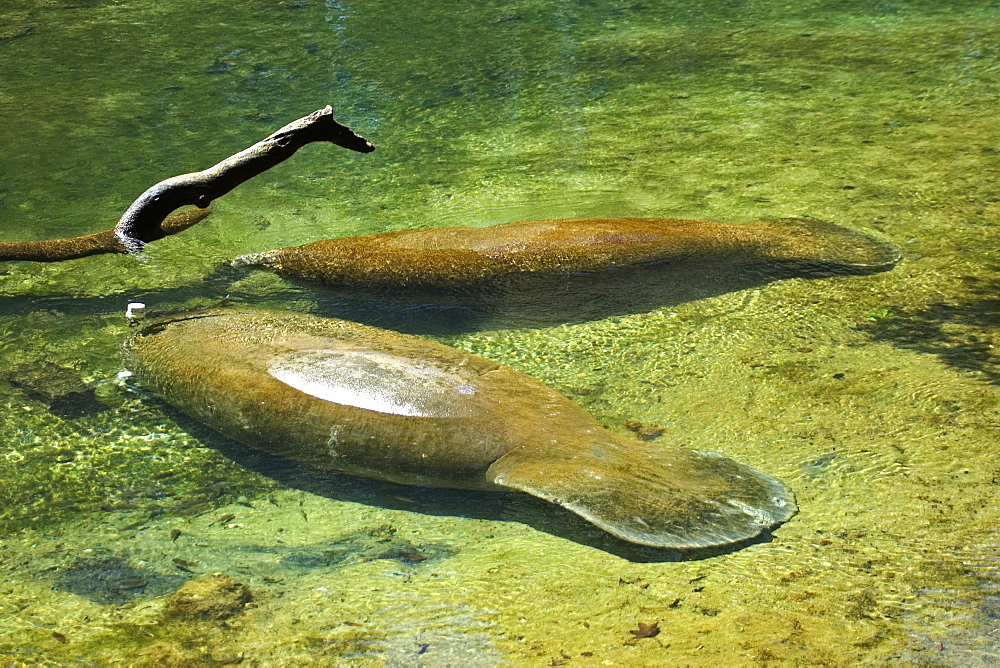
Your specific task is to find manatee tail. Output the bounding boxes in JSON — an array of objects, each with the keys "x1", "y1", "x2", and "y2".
[
  {"x1": 486, "y1": 435, "x2": 795, "y2": 549},
  {"x1": 751, "y1": 217, "x2": 901, "y2": 276}
]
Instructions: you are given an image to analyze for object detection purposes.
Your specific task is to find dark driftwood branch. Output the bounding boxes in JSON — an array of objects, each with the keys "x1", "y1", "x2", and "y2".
[
  {"x1": 0, "y1": 106, "x2": 374, "y2": 262},
  {"x1": 114, "y1": 105, "x2": 374, "y2": 252},
  {"x1": 0, "y1": 209, "x2": 211, "y2": 262}
]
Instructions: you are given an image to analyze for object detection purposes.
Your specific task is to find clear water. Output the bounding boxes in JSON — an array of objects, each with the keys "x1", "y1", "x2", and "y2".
[{"x1": 1, "y1": 0, "x2": 998, "y2": 663}]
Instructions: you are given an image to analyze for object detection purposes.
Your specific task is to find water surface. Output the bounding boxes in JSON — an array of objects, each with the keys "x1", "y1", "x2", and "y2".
[{"x1": 1, "y1": 0, "x2": 998, "y2": 663}]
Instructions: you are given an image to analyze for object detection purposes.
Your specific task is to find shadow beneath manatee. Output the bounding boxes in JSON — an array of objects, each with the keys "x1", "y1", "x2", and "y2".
[
  {"x1": 157, "y1": 405, "x2": 775, "y2": 562},
  {"x1": 249, "y1": 257, "x2": 890, "y2": 335},
  {"x1": 1, "y1": 248, "x2": 892, "y2": 336}
]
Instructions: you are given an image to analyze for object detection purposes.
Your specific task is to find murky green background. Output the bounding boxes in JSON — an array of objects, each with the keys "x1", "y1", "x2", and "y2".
[{"x1": 1, "y1": 0, "x2": 998, "y2": 664}]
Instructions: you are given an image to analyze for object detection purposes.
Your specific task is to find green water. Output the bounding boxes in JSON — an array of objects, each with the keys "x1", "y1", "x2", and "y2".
[{"x1": 1, "y1": 0, "x2": 998, "y2": 664}]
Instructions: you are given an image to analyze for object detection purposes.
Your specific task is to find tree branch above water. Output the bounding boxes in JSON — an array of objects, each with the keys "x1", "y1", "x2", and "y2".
[{"x1": 0, "y1": 105, "x2": 374, "y2": 262}]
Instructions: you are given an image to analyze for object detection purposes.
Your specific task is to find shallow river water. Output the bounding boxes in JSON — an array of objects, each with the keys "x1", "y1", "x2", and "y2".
[{"x1": 1, "y1": 0, "x2": 998, "y2": 664}]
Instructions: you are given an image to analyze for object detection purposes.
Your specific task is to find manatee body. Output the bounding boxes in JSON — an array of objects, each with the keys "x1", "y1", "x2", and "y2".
[
  {"x1": 234, "y1": 216, "x2": 899, "y2": 289},
  {"x1": 123, "y1": 308, "x2": 795, "y2": 548},
  {"x1": 232, "y1": 217, "x2": 899, "y2": 329}
]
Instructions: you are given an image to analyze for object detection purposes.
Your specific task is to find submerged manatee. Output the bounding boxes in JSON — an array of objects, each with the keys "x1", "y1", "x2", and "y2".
[
  {"x1": 234, "y1": 216, "x2": 899, "y2": 288},
  {"x1": 232, "y1": 217, "x2": 900, "y2": 329},
  {"x1": 123, "y1": 308, "x2": 796, "y2": 548}
]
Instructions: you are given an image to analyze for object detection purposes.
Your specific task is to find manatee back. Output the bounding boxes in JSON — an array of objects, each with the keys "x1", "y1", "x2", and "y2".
[
  {"x1": 123, "y1": 309, "x2": 525, "y2": 488},
  {"x1": 125, "y1": 309, "x2": 625, "y2": 491},
  {"x1": 233, "y1": 217, "x2": 899, "y2": 288}
]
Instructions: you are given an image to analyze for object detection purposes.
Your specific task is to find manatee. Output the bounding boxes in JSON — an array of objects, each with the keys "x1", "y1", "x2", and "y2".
[
  {"x1": 234, "y1": 216, "x2": 898, "y2": 287},
  {"x1": 123, "y1": 308, "x2": 796, "y2": 548},
  {"x1": 232, "y1": 217, "x2": 899, "y2": 329}
]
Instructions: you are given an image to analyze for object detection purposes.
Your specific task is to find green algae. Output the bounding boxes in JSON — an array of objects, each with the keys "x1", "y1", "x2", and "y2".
[{"x1": 0, "y1": 350, "x2": 278, "y2": 535}]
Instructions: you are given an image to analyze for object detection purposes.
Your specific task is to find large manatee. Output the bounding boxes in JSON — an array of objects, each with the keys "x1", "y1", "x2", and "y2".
[
  {"x1": 232, "y1": 217, "x2": 899, "y2": 328},
  {"x1": 123, "y1": 308, "x2": 795, "y2": 548}
]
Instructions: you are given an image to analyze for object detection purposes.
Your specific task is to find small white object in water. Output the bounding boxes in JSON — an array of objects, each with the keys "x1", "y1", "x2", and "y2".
[{"x1": 126, "y1": 302, "x2": 146, "y2": 323}]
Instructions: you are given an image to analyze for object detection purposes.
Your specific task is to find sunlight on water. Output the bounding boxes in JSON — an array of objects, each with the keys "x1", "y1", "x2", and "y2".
[{"x1": 1, "y1": 0, "x2": 998, "y2": 663}]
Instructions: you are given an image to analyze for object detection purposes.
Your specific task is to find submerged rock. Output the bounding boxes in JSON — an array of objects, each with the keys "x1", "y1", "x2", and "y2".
[
  {"x1": 161, "y1": 573, "x2": 253, "y2": 622},
  {"x1": 123, "y1": 308, "x2": 796, "y2": 549}
]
